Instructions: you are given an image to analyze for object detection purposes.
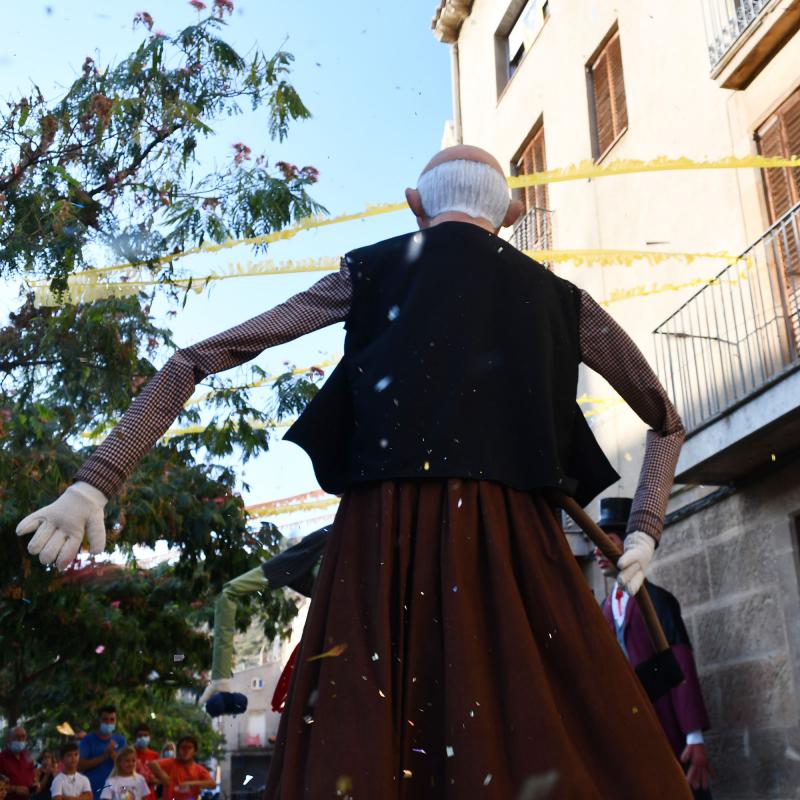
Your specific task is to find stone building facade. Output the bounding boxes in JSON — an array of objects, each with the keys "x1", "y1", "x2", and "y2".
[{"x1": 431, "y1": 0, "x2": 800, "y2": 796}]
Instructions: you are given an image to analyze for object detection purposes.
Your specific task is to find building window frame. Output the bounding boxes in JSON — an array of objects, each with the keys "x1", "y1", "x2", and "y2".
[
  {"x1": 586, "y1": 25, "x2": 628, "y2": 163},
  {"x1": 494, "y1": 0, "x2": 551, "y2": 99}
]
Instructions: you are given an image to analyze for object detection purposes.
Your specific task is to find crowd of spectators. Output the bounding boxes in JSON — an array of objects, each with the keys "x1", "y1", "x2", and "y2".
[{"x1": 0, "y1": 707, "x2": 215, "y2": 800}]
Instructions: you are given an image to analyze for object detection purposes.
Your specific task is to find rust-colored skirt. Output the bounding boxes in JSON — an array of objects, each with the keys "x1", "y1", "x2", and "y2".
[{"x1": 264, "y1": 480, "x2": 691, "y2": 800}]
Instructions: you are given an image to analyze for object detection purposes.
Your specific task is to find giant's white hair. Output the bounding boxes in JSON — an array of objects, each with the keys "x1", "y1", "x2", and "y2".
[{"x1": 416, "y1": 159, "x2": 511, "y2": 229}]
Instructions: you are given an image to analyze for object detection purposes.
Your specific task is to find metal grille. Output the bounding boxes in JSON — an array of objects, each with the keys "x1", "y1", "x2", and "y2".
[
  {"x1": 653, "y1": 201, "x2": 800, "y2": 433},
  {"x1": 702, "y1": 0, "x2": 770, "y2": 67},
  {"x1": 509, "y1": 205, "x2": 553, "y2": 254}
]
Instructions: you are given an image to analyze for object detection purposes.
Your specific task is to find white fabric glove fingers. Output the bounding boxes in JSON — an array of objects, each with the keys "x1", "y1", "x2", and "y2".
[
  {"x1": 616, "y1": 549, "x2": 638, "y2": 571},
  {"x1": 38, "y1": 528, "x2": 69, "y2": 566},
  {"x1": 86, "y1": 514, "x2": 107, "y2": 555},
  {"x1": 55, "y1": 535, "x2": 82, "y2": 571},
  {"x1": 16, "y1": 510, "x2": 49, "y2": 537},
  {"x1": 617, "y1": 565, "x2": 644, "y2": 595},
  {"x1": 26, "y1": 519, "x2": 56, "y2": 555}
]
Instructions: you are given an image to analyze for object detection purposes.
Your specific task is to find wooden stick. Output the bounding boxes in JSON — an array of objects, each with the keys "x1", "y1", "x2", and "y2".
[{"x1": 552, "y1": 491, "x2": 670, "y2": 653}]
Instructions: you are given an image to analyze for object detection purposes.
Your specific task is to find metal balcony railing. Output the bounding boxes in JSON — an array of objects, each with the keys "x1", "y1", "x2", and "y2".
[
  {"x1": 509, "y1": 205, "x2": 553, "y2": 255},
  {"x1": 702, "y1": 0, "x2": 770, "y2": 67},
  {"x1": 653, "y1": 201, "x2": 800, "y2": 433}
]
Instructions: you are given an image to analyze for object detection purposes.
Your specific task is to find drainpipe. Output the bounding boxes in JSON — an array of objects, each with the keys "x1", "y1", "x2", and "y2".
[{"x1": 451, "y1": 42, "x2": 463, "y2": 144}]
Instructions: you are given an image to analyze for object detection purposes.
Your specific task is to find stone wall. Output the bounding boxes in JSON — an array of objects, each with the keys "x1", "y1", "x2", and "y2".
[{"x1": 650, "y1": 459, "x2": 800, "y2": 799}]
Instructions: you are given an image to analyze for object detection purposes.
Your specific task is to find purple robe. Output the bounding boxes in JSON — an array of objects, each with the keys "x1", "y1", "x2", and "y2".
[{"x1": 602, "y1": 581, "x2": 711, "y2": 757}]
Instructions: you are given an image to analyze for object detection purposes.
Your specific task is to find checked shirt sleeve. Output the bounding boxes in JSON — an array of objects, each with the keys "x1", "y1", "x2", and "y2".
[
  {"x1": 578, "y1": 290, "x2": 685, "y2": 542},
  {"x1": 74, "y1": 263, "x2": 352, "y2": 497}
]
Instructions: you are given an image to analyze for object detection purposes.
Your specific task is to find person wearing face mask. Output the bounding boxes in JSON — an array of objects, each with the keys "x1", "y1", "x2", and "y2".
[
  {"x1": 78, "y1": 707, "x2": 126, "y2": 799},
  {"x1": 0, "y1": 728, "x2": 36, "y2": 800},
  {"x1": 131, "y1": 727, "x2": 158, "y2": 800}
]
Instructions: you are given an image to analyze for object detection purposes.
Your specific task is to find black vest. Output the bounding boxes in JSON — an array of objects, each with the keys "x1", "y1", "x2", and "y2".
[{"x1": 285, "y1": 221, "x2": 618, "y2": 505}]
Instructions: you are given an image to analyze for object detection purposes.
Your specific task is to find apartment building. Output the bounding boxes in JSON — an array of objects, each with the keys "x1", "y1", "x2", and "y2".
[{"x1": 431, "y1": 1, "x2": 800, "y2": 796}]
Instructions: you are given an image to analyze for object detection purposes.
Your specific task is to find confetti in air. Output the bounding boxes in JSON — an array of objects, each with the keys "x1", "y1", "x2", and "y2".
[
  {"x1": 374, "y1": 376, "x2": 393, "y2": 392},
  {"x1": 307, "y1": 643, "x2": 348, "y2": 662},
  {"x1": 95, "y1": 645, "x2": 105, "y2": 654},
  {"x1": 446, "y1": 746, "x2": 455, "y2": 758},
  {"x1": 242, "y1": 776, "x2": 253, "y2": 787}
]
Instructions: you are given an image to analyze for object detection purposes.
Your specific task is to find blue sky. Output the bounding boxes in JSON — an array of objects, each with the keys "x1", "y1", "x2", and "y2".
[{"x1": 0, "y1": 1, "x2": 453, "y2": 507}]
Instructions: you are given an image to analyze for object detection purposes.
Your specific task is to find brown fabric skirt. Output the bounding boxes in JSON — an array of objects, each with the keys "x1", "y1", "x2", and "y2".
[{"x1": 264, "y1": 480, "x2": 691, "y2": 800}]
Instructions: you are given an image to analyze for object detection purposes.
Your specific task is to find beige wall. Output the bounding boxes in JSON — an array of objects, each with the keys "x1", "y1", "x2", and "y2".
[{"x1": 448, "y1": 0, "x2": 800, "y2": 518}]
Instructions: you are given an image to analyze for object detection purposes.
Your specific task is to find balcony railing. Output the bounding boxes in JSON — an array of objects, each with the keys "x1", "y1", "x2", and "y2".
[
  {"x1": 702, "y1": 0, "x2": 770, "y2": 67},
  {"x1": 509, "y1": 205, "x2": 553, "y2": 254},
  {"x1": 653, "y1": 201, "x2": 800, "y2": 434}
]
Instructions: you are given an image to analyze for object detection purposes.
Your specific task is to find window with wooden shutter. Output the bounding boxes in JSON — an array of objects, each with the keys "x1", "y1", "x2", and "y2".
[
  {"x1": 589, "y1": 30, "x2": 628, "y2": 160},
  {"x1": 515, "y1": 125, "x2": 548, "y2": 214},
  {"x1": 511, "y1": 124, "x2": 552, "y2": 254},
  {"x1": 756, "y1": 86, "x2": 800, "y2": 349}
]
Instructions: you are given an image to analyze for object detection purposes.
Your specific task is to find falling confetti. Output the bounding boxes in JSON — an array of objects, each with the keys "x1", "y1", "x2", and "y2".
[
  {"x1": 379, "y1": 438, "x2": 389, "y2": 448},
  {"x1": 457, "y1": 498, "x2": 463, "y2": 508},
  {"x1": 632, "y1": 706, "x2": 638, "y2": 714},
  {"x1": 173, "y1": 654, "x2": 185, "y2": 662},
  {"x1": 423, "y1": 461, "x2": 430, "y2": 471},
  {"x1": 446, "y1": 745, "x2": 455, "y2": 758},
  {"x1": 378, "y1": 690, "x2": 386, "y2": 698},
  {"x1": 242, "y1": 776, "x2": 253, "y2": 787},
  {"x1": 771, "y1": 453, "x2": 777, "y2": 461},
  {"x1": 303, "y1": 715, "x2": 314, "y2": 724},
  {"x1": 150, "y1": 712, "x2": 156, "y2": 719},
  {"x1": 402, "y1": 769, "x2": 412, "y2": 778},
  {"x1": 371, "y1": 652, "x2": 379, "y2": 661},
  {"x1": 412, "y1": 747, "x2": 426, "y2": 753},
  {"x1": 387, "y1": 305, "x2": 400, "y2": 321},
  {"x1": 374, "y1": 376, "x2": 393, "y2": 392},
  {"x1": 484, "y1": 774, "x2": 493, "y2": 786},
  {"x1": 56, "y1": 722, "x2": 76, "y2": 736},
  {"x1": 308, "y1": 643, "x2": 348, "y2": 662},
  {"x1": 452, "y1": 585, "x2": 458, "y2": 592},
  {"x1": 95, "y1": 645, "x2": 105, "y2": 654},
  {"x1": 335, "y1": 775, "x2": 352, "y2": 794}
]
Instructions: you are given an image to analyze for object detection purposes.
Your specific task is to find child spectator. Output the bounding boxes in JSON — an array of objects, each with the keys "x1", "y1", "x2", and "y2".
[
  {"x1": 100, "y1": 749, "x2": 148, "y2": 800},
  {"x1": 1, "y1": 773, "x2": 10, "y2": 800},
  {"x1": 50, "y1": 744, "x2": 90, "y2": 800}
]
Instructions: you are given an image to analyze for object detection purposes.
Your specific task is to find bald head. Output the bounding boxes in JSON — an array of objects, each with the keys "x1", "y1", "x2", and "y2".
[
  {"x1": 406, "y1": 145, "x2": 523, "y2": 233},
  {"x1": 420, "y1": 145, "x2": 505, "y2": 178}
]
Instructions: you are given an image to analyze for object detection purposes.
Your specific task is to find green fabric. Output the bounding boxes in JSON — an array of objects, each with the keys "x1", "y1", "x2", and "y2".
[{"x1": 211, "y1": 567, "x2": 269, "y2": 680}]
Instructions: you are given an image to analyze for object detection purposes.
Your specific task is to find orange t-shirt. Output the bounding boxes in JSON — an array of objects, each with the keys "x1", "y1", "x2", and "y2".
[{"x1": 154, "y1": 760, "x2": 213, "y2": 800}]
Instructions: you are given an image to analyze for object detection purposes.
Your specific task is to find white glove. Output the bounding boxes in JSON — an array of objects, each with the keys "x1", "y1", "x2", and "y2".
[
  {"x1": 616, "y1": 531, "x2": 655, "y2": 595},
  {"x1": 16, "y1": 481, "x2": 108, "y2": 570},
  {"x1": 199, "y1": 678, "x2": 230, "y2": 706}
]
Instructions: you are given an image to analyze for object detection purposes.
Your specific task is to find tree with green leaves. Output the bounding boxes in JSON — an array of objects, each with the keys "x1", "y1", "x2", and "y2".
[
  {"x1": 0, "y1": 0, "x2": 321, "y2": 290},
  {"x1": 0, "y1": 2, "x2": 323, "y2": 732}
]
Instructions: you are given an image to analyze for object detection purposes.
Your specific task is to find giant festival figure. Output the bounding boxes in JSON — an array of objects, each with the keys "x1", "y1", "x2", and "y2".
[{"x1": 17, "y1": 145, "x2": 692, "y2": 799}]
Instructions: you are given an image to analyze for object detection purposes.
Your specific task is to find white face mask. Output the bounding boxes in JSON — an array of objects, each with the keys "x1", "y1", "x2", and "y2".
[
  {"x1": 417, "y1": 159, "x2": 511, "y2": 229},
  {"x1": 162, "y1": 750, "x2": 175, "y2": 759}
]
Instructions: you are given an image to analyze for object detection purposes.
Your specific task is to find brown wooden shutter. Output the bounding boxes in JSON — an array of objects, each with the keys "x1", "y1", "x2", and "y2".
[
  {"x1": 608, "y1": 34, "x2": 628, "y2": 135},
  {"x1": 516, "y1": 126, "x2": 548, "y2": 213},
  {"x1": 757, "y1": 88, "x2": 800, "y2": 349},
  {"x1": 591, "y1": 30, "x2": 627, "y2": 159}
]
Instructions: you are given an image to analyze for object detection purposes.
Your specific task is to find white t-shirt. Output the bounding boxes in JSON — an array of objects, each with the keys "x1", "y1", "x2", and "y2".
[
  {"x1": 51, "y1": 772, "x2": 92, "y2": 798},
  {"x1": 99, "y1": 775, "x2": 150, "y2": 800}
]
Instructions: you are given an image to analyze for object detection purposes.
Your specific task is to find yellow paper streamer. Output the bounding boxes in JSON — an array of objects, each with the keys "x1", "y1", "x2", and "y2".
[
  {"x1": 29, "y1": 152, "x2": 799, "y2": 287},
  {"x1": 33, "y1": 247, "x2": 746, "y2": 307},
  {"x1": 507, "y1": 153, "x2": 800, "y2": 188}
]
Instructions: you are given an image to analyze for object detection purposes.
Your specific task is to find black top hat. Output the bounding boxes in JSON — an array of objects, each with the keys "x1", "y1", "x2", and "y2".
[{"x1": 597, "y1": 497, "x2": 633, "y2": 532}]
